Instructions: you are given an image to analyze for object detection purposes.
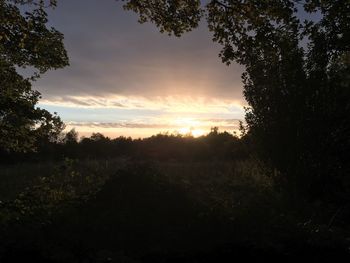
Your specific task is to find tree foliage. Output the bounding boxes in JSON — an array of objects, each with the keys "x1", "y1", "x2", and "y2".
[
  {"x1": 122, "y1": 0, "x2": 350, "y2": 202},
  {"x1": 0, "y1": 60, "x2": 64, "y2": 152},
  {"x1": 1, "y1": 0, "x2": 68, "y2": 73},
  {"x1": 121, "y1": 0, "x2": 203, "y2": 37},
  {"x1": 0, "y1": 0, "x2": 68, "y2": 152}
]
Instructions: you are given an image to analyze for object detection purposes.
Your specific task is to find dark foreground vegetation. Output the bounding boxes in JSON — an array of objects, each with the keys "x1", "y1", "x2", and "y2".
[
  {"x1": 1, "y1": 0, "x2": 350, "y2": 261},
  {"x1": 1, "y1": 131, "x2": 350, "y2": 262},
  {"x1": 0, "y1": 128, "x2": 248, "y2": 163}
]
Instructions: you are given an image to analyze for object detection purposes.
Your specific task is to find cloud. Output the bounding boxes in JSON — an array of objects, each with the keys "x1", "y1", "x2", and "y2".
[
  {"x1": 66, "y1": 122, "x2": 168, "y2": 129},
  {"x1": 66, "y1": 118, "x2": 240, "y2": 130},
  {"x1": 41, "y1": 96, "x2": 127, "y2": 108},
  {"x1": 34, "y1": 0, "x2": 244, "y2": 103},
  {"x1": 40, "y1": 95, "x2": 245, "y2": 114},
  {"x1": 32, "y1": 0, "x2": 247, "y2": 138}
]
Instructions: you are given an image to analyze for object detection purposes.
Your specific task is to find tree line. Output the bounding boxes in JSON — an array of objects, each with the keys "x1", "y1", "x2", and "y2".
[{"x1": 0, "y1": 128, "x2": 250, "y2": 163}]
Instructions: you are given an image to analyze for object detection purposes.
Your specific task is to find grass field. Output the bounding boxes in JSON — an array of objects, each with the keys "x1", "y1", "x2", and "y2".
[{"x1": 0, "y1": 158, "x2": 349, "y2": 262}]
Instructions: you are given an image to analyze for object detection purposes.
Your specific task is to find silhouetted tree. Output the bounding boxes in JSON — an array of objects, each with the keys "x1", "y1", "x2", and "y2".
[
  {"x1": 64, "y1": 129, "x2": 79, "y2": 145},
  {"x1": 0, "y1": 60, "x2": 64, "y2": 153},
  {"x1": 122, "y1": 0, "x2": 350, "y2": 202},
  {"x1": 0, "y1": 0, "x2": 68, "y2": 153}
]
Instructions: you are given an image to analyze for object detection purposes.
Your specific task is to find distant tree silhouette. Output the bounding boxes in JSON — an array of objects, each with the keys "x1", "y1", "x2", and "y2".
[
  {"x1": 210, "y1": 126, "x2": 219, "y2": 135},
  {"x1": 0, "y1": 0, "x2": 68, "y2": 152},
  {"x1": 122, "y1": 0, "x2": 350, "y2": 203},
  {"x1": 64, "y1": 129, "x2": 79, "y2": 145},
  {"x1": 90, "y1": 132, "x2": 109, "y2": 142}
]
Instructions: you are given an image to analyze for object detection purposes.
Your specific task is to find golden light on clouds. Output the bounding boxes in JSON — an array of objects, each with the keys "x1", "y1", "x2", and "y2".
[
  {"x1": 40, "y1": 95, "x2": 245, "y2": 113},
  {"x1": 40, "y1": 95, "x2": 245, "y2": 138}
]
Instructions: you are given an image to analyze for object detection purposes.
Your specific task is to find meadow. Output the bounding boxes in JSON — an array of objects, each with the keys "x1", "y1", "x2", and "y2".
[{"x1": 1, "y1": 155, "x2": 349, "y2": 262}]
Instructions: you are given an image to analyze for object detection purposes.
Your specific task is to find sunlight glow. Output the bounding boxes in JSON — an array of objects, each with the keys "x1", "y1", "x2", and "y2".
[
  {"x1": 40, "y1": 95, "x2": 245, "y2": 115},
  {"x1": 191, "y1": 129, "x2": 206, "y2": 137},
  {"x1": 174, "y1": 118, "x2": 207, "y2": 137},
  {"x1": 177, "y1": 126, "x2": 206, "y2": 137},
  {"x1": 42, "y1": 96, "x2": 244, "y2": 138},
  {"x1": 173, "y1": 118, "x2": 200, "y2": 127}
]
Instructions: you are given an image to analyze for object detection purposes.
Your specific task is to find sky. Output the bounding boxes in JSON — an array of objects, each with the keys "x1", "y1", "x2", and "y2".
[{"x1": 34, "y1": 0, "x2": 246, "y2": 138}]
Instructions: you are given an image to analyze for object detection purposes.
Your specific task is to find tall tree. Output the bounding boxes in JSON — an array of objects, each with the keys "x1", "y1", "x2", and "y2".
[
  {"x1": 121, "y1": 0, "x2": 350, "y2": 202},
  {"x1": 0, "y1": 0, "x2": 68, "y2": 152}
]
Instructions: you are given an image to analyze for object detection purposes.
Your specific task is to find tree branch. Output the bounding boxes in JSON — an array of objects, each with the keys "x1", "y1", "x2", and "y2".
[{"x1": 211, "y1": 0, "x2": 232, "y2": 10}]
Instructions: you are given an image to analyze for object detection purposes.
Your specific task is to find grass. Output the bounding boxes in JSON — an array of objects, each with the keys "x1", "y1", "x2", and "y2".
[
  {"x1": 0, "y1": 158, "x2": 349, "y2": 262},
  {"x1": 0, "y1": 158, "x2": 128, "y2": 200}
]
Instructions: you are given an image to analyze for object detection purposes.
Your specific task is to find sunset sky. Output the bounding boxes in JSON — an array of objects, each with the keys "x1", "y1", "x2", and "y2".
[{"x1": 35, "y1": 0, "x2": 246, "y2": 138}]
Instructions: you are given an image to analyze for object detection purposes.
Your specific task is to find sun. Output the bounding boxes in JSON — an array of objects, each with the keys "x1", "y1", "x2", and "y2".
[
  {"x1": 169, "y1": 118, "x2": 207, "y2": 137},
  {"x1": 173, "y1": 118, "x2": 207, "y2": 137},
  {"x1": 177, "y1": 126, "x2": 206, "y2": 137},
  {"x1": 178, "y1": 127, "x2": 191, "y2": 135},
  {"x1": 191, "y1": 128, "x2": 205, "y2": 137}
]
